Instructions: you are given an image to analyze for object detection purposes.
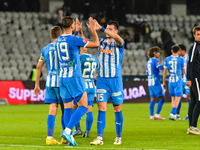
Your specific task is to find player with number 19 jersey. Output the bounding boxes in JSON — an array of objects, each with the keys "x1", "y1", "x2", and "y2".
[
  {"x1": 80, "y1": 53, "x2": 98, "y2": 105},
  {"x1": 55, "y1": 34, "x2": 89, "y2": 102},
  {"x1": 39, "y1": 43, "x2": 61, "y2": 103},
  {"x1": 164, "y1": 56, "x2": 184, "y2": 97},
  {"x1": 146, "y1": 58, "x2": 164, "y2": 98}
]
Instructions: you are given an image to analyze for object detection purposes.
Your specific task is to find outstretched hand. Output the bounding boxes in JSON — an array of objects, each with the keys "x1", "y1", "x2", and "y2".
[
  {"x1": 76, "y1": 18, "x2": 82, "y2": 32},
  {"x1": 86, "y1": 17, "x2": 96, "y2": 31},
  {"x1": 94, "y1": 19, "x2": 102, "y2": 30}
]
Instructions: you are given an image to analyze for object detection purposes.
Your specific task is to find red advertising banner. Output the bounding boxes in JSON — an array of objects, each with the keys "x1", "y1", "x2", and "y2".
[{"x1": 0, "y1": 81, "x2": 187, "y2": 105}]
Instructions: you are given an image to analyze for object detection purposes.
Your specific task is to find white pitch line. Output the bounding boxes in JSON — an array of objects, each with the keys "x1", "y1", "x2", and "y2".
[
  {"x1": 0, "y1": 144, "x2": 169, "y2": 150},
  {"x1": 0, "y1": 136, "x2": 44, "y2": 140},
  {"x1": 0, "y1": 144, "x2": 139, "y2": 149},
  {"x1": 0, "y1": 137, "x2": 169, "y2": 150}
]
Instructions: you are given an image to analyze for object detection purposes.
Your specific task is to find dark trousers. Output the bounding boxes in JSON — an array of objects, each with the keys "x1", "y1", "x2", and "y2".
[{"x1": 188, "y1": 77, "x2": 200, "y2": 127}]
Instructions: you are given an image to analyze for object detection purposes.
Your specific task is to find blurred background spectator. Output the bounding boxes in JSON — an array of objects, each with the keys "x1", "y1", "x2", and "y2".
[
  {"x1": 120, "y1": 29, "x2": 133, "y2": 49},
  {"x1": 95, "y1": 11, "x2": 106, "y2": 27},
  {"x1": 161, "y1": 29, "x2": 175, "y2": 56},
  {"x1": 140, "y1": 20, "x2": 151, "y2": 43}
]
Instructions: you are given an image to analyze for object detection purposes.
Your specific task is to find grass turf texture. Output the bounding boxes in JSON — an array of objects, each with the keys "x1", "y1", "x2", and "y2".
[{"x1": 0, "y1": 103, "x2": 199, "y2": 150}]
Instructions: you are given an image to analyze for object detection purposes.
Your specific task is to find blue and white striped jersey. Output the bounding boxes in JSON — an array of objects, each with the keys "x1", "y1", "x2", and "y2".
[
  {"x1": 55, "y1": 34, "x2": 89, "y2": 78},
  {"x1": 98, "y1": 38, "x2": 124, "y2": 78},
  {"x1": 181, "y1": 54, "x2": 189, "y2": 83},
  {"x1": 164, "y1": 56, "x2": 184, "y2": 83},
  {"x1": 80, "y1": 53, "x2": 98, "y2": 89},
  {"x1": 146, "y1": 58, "x2": 162, "y2": 86},
  {"x1": 39, "y1": 43, "x2": 59, "y2": 87}
]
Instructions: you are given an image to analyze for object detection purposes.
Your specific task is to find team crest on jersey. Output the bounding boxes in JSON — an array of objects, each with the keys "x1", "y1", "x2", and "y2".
[
  {"x1": 83, "y1": 39, "x2": 87, "y2": 43},
  {"x1": 68, "y1": 61, "x2": 74, "y2": 66}
]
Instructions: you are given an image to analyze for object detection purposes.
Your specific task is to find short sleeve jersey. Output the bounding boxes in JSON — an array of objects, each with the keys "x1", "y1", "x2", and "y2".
[
  {"x1": 164, "y1": 56, "x2": 184, "y2": 83},
  {"x1": 39, "y1": 43, "x2": 59, "y2": 87},
  {"x1": 181, "y1": 54, "x2": 189, "y2": 83},
  {"x1": 55, "y1": 34, "x2": 89, "y2": 78},
  {"x1": 98, "y1": 38, "x2": 124, "y2": 78},
  {"x1": 80, "y1": 53, "x2": 99, "y2": 82},
  {"x1": 146, "y1": 58, "x2": 162, "y2": 86}
]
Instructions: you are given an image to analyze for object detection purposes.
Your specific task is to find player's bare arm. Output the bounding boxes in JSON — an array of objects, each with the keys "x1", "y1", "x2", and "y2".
[
  {"x1": 95, "y1": 20, "x2": 123, "y2": 46},
  {"x1": 181, "y1": 68, "x2": 184, "y2": 78},
  {"x1": 162, "y1": 68, "x2": 167, "y2": 89},
  {"x1": 186, "y1": 80, "x2": 191, "y2": 88},
  {"x1": 34, "y1": 61, "x2": 44, "y2": 97},
  {"x1": 86, "y1": 17, "x2": 99, "y2": 48}
]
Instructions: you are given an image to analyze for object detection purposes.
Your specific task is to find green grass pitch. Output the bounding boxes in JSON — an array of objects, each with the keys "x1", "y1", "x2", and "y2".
[{"x1": 0, "y1": 103, "x2": 199, "y2": 150}]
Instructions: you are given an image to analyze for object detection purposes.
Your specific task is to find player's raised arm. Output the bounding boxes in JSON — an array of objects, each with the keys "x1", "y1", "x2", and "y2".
[
  {"x1": 86, "y1": 17, "x2": 99, "y2": 48},
  {"x1": 75, "y1": 18, "x2": 86, "y2": 38},
  {"x1": 95, "y1": 20, "x2": 123, "y2": 46}
]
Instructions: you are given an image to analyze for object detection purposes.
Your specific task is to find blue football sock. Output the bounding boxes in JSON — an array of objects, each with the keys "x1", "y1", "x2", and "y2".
[
  {"x1": 72, "y1": 109, "x2": 81, "y2": 130},
  {"x1": 156, "y1": 99, "x2": 166, "y2": 114},
  {"x1": 61, "y1": 116, "x2": 65, "y2": 130},
  {"x1": 47, "y1": 115, "x2": 55, "y2": 137},
  {"x1": 171, "y1": 107, "x2": 177, "y2": 115},
  {"x1": 64, "y1": 108, "x2": 72, "y2": 128},
  {"x1": 86, "y1": 112, "x2": 93, "y2": 131},
  {"x1": 97, "y1": 111, "x2": 106, "y2": 137},
  {"x1": 149, "y1": 101, "x2": 156, "y2": 116},
  {"x1": 176, "y1": 100, "x2": 182, "y2": 115},
  {"x1": 67, "y1": 106, "x2": 88, "y2": 130},
  {"x1": 115, "y1": 111, "x2": 123, "y2": 138}
]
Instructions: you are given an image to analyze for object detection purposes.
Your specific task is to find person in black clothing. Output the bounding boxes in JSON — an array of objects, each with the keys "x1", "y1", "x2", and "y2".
[
  {"x1": 161, "y1": 28, "x2": 175, "y2": 56},
  {"x1": 186, "y1": 26, "x2": 200, "y2": 135}
]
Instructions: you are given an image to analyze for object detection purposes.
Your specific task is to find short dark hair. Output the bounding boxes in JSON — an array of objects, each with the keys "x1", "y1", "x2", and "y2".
[
  {"x1": 50, "y1": 26, "x2": 61, "y2": 39},
  {"x1": 148, "y1": 46, "x2": 160, "y2": 58},
  {"x1": 62, "y1": 16, "x2": 74, "y2": 29},
  {"x1": 192, "y1": 26, "x2": 200, "y2": 35},
  {"x1": 107, "y1": 21, "x2": 119, "y2": 30},
  {"x1": 171, "y1": 45, "x2": 180, "y2": 53},
  {"x1": 178, "y1": 44, "x2": 186, "y2": 51}
]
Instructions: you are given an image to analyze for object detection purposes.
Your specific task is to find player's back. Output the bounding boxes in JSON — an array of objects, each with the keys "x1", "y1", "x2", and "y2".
[
  {"x1": 164, "y1": 56, "x2": 184, "y2": 83},
  {"x1": 146, "y1": 58, "x2": 161, "y2": 86},
  {"x1": 40, "y1": 43, "x2": 59, "y2": 87},
  {"x1": 98, "y1": 38, "x2": 124, "y2": 78},
  {"x1": 80, "y1": 53, "x2": 98, "y2": 88},
  {"x1": 55, "y1": 34, "x2": 88, "y2": 78}
]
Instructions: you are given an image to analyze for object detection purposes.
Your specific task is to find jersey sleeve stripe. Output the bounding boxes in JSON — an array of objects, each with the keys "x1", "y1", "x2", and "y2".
[
  {"x1": 190, "y1": 42, "x2": 196, "y2": 62},
  {"x1": 83, "y1": 41, "x2": 89, "y2": 48},
  {"x1": 195, "y1": 78, "x2": 200, "y2": 100}
]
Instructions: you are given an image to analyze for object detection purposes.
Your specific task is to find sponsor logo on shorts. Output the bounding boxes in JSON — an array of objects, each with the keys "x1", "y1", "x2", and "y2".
[
  {"x1": 97, "y1": 89, "x2": 107, "y2": 93},
  {"x1": 112, "y1": 91, "x2": 122, "y2": 97}
]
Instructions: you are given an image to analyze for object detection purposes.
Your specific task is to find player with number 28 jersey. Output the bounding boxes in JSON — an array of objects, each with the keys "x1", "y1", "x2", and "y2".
[{"x1": 80, "y1": 52, "x2": 98, "y2": 103}]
